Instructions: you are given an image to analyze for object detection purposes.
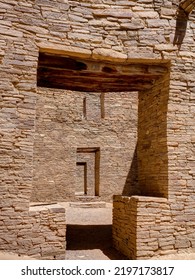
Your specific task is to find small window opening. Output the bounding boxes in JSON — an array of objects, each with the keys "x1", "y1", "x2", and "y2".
[
  {"x1": 100, "y1": 93, "x2": 105, "y2": 119},
  {"x1": 83, "y1": 97, "x2": 86, "y2": 119}
]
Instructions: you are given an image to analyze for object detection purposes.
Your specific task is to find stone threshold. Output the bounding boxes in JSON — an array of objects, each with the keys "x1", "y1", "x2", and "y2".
[{"x1": 69, "y1": 201, "x2": 106, "y2": 208}]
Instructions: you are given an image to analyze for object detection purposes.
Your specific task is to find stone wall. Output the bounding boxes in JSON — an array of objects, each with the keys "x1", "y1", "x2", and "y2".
[
  {"x1": 0, "y1": 203, "x2": 66, "y2": 259},
  {"x1": 31, "y1": 88, "x2": 138, "y2": 202},
  {"x1": 0, "y1": 0, "x2": 195, "y2": 259},
  {"x1": 28, "y1": 204, "x2": 66, "y2": 259},
  {"x1": 113, "y1": 195, "x2": 184, "y2": 259},
  {"x1": 113, "y1": 196, "x2": 137, "y2": 259},
  {"x1": 138, "y1": 72, "x2": 170, "y2": 198}
]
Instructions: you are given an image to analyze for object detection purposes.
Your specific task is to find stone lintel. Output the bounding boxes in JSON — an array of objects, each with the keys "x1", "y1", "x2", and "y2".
[
  {"x1": 113, "y1": 195, "x2": 168, "y2": 204},
  {"x1": 29, "y1": 203, "x2": 65, "y2": 213},
  {"x1": 37, "y1": 42, "x2": 92, "y2": 59}
]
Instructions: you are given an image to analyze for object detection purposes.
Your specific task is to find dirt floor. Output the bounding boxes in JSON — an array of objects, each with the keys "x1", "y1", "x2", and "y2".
[
  {"x1": 1, "y1": 202, "x2": 195, "y2": 260},
  {"x1": 64, "y1": 202, "x2": 127, "y2": 260}
]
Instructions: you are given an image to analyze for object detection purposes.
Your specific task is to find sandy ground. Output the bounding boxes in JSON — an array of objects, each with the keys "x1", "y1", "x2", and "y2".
[
  {"x1": 64, "y1": 203, "x2": 127, "y2": 260},
  {"x1": 1, "y1": 202, "x2": 195, "y2": 260}
]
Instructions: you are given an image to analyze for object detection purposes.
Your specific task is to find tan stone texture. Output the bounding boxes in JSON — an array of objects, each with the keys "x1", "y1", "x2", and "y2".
[{"x1": 0, "y1": 0, "x2": 195, "y2": 259}]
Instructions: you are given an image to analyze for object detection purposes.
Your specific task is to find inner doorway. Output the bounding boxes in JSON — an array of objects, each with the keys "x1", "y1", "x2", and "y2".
[
  {"x1": 76, "y1": 147, "x2": 100, "y2": 197},
  {"x1": 35, "y1": 49, "x2": 170, "y2": 259},
  {"x1": 76, "y1": 162, "x2": 87, "y2": 195}
]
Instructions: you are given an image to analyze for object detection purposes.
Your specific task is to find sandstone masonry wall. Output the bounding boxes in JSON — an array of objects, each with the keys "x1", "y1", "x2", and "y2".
[
  {"x1": 0, "y1": 0, "x2": 194, "y2": 259},
  {"x1": 31, "y1": 89, "x2": 138, "y2": 202},
  {"x1": 26, "y1": 204, "x2": 66, "y2": 259},
  {"x1": 138, "y1": 73, "x2": 170, "y2": 198},
  {"x1": 113, "y1": 194, "x2": 195, "y2": 259},
  {"x1": 0, "y1": 202, "x2": 66, "y2": 259},
  {"x1": 113, "y1": 195, "x2": 173, "y2": 259}
]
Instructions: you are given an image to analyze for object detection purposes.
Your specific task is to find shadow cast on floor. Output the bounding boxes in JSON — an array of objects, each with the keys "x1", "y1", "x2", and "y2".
[{"x1": 66, "y1": 224, "x2": 127, "y2": 260}]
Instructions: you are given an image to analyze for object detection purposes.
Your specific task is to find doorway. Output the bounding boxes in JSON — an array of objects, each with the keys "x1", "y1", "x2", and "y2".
[
  {"x1": 76, "y1": 147, "x2": 100, "y2": 197},
  {"x1": 35, "y1": 49, "x2": 170, "y2": 259}
]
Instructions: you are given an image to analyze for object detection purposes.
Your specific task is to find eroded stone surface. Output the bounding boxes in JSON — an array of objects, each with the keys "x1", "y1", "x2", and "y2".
[{"x1": 0, "y1": 0, "x2": 195, "y2": 260}]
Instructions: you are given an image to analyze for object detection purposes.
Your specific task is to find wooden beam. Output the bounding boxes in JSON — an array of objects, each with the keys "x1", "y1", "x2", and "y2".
[
  {"x1": 40, "y1": 52, "x2": 168, "y2": 76},
  {"x1": 37, "y1": 52, "x2": 169, "y2": 92},
  {"x1": 77, "y1": 148, "x2": 100, "y2": 153},
  {"x1": 180, "y1": 0, "x2": 195, "y2": 14}
]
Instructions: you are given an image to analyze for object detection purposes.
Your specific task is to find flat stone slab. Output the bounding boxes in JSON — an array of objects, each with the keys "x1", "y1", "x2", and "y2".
[
  {"x1": 75, "y1": 196, "x2": 102, "y2": 202},
  {"x1": 69, "y1": 202, "x2": 106, "y2": 208}
]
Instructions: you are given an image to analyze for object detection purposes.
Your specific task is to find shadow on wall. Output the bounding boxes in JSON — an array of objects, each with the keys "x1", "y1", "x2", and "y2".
[
  {"x1": 173, "y1": 7, "x2": 189, "y2": 50},
  {"x1": 123, "y1": 67, "x2": 170, "y2": 198},
  {"x1": 122, "y1": 145, "x2": 140, "y2": 196},
  {"x1": 153, "y1": 0, "x2": 189, "y2": 50},
  {"x1": 137, "y1": 72, "x2": 170, "y2": 198}
]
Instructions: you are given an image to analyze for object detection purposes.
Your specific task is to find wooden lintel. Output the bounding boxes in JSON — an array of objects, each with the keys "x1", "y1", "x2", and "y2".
[
  {"x1": 37, "y1": 52, "x2": 169, "y2": 92},
  {"x1": 77, "y1": 148, "x2": 100, "y2": 153},
  {"x1": 180, "y1": 0, "x2": 195, "y2": 14},
  {"x1": 39, "y1": 52, "x2": 168, "y2": 76}
]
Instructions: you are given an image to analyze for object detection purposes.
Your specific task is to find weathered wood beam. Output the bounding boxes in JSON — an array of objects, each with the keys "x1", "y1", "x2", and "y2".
[
  {"x1": 37, "y1": 53, "x2": 169, "y2": 92},
  {"x1": 180, "y1": 0, "x2": 195, "y2": 14},
  {"x1": 39, "y1": 53, "x2": 168, "y2": 76},
  {"x1": 37, "y1": 66, "x2": 158, "y2": 92},
  {"x1": 77, "y1": 148, "x2": 99, "y2": 153}
]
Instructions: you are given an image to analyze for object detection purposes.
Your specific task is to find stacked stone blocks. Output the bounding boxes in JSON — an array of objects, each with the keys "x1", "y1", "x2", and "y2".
[{"x1": 0, "y1": 0, "x2": 194, "y2": 259}]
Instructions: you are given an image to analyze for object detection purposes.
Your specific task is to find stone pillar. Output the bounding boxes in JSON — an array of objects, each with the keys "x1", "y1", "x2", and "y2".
[{"x1": 137, "y1": 72, "x2": 170, "y2": 198}]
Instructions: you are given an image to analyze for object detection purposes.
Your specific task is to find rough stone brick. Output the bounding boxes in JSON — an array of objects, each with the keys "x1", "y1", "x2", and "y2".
[{"x1": 0, "y1": 0, "x2": 195, "y2": 261}]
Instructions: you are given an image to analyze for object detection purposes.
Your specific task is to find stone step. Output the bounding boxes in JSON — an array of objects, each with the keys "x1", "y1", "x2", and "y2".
[
  {"x1": 75, "y1": 195, "x2": 101, "y2": 202},
  {"x1": 69, "y1": 201, "x2": 106, "y2": 208}
]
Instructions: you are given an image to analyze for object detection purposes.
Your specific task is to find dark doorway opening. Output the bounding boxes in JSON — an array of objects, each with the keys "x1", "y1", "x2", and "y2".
[
  {"x1": 76, "y1": 147, "x2": 100, "y2": 197},
  {"x1": 76, "y1": 162, "x2": 87, "y2": 196},
  {"x1": 36, "y1": 49, "x2": 170, "y2": 259}
]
